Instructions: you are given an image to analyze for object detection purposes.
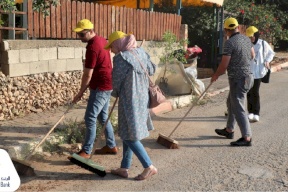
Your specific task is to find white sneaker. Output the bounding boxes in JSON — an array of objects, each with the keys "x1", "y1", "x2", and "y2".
[
  {"x1": 253, "y1": 115, "x2": 260, "y2": 122},
  {"x1": 248, "y1": 113, "x2": 254, "y2": 121}
]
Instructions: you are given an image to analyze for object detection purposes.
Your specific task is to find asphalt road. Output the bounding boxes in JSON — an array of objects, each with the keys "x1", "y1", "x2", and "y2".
[{"x1": 18, "y1": 69, "x2": 288, "y2": 191}]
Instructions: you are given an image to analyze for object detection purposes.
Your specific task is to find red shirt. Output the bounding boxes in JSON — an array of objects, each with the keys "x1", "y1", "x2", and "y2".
[{"x1": 85, "y1": 36, "x2": 112, "y2": 90}]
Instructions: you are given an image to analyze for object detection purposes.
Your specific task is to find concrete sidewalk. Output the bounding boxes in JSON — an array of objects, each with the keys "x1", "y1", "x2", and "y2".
[{"x1": 1, "y1": 60, "x2": 287, "y2": 159}]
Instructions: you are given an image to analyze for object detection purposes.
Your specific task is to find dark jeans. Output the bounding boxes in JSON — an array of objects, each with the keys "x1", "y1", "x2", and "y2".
[{"x1": 247, "y1": 79, "x2": 261, "y2": 115}]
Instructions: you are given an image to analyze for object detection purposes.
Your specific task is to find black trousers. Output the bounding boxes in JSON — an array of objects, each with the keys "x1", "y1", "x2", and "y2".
[{"x1": 247, "y1": 78, "x2": 261, "y2": 115}]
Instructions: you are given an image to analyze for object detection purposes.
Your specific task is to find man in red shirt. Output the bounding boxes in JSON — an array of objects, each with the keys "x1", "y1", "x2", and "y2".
[{"x1": 72, "y1": 19, "x2": 117, "y2": 158}]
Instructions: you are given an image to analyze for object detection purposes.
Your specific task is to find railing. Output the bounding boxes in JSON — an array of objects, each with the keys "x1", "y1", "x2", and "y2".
[{"x1": 0, "y1": 6, "x2": 28, "y2": 40}]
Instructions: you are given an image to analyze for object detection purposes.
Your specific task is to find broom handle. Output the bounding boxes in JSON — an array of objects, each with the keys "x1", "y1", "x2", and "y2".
[
  {"x1": 25, "y1": 104, "x2": 73, "y2": 160},
  {"x1": 90, "y1": 97, "x2": 118, "y2": 159},
  {"x1": 168, "y1": 83, "x2": 212, "y2": 138}
]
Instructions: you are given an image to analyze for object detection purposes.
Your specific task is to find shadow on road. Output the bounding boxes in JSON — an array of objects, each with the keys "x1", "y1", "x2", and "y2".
[
  {"x1": 152, "y1": 115, "x2": 227, "y2": 122},
  {"x1": 19, "y1": 170, "x2": 133, "y2": 184}
]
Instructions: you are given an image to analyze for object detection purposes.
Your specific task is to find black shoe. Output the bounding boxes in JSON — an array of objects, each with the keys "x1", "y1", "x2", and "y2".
[
  {"x1": 215, "y1": 128, "x2": 234, "y2": 139},
  {"x1": 230, "y1": 138, "x2": 252, "y2": 146}
]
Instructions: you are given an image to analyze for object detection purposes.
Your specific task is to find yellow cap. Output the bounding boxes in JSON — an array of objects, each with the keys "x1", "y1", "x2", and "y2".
[
  {"x1": 105, "y1": 31, "x2": 128, "y2": 50},
  {"x1": 73, "y1": 19, "x2": 94, "y2": 32},
  {"x1": 224, "y1": 17, "x2": 239, "y2": 30},
  {"x1": 246, "y1": 26, "x2": 258, "y2": 37}
]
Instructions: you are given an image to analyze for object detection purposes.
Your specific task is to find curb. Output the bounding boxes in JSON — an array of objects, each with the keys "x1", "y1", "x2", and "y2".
[
  {"x1": 150, "y1": 86, "x2": 230, "y2": 116},
  {"x1": 271, "y1": 62, "x2": 288, "y2": 73}
]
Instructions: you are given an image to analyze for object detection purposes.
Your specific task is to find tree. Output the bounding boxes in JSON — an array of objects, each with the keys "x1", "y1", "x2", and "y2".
[
  {"x1": 224, "y1": 0, "x2": 288, "y2": 46},
  {"x1": 0, "y1": 0, "x2": 59, "y2": 27},
  {"x1": 0, "y1": 0, "x2": 59, "y2": 15}
]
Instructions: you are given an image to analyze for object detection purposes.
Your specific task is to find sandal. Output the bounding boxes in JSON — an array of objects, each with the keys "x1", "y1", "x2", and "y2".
[
  {"x1": 111, "y1": 169, "x2": 129, "y2": 178},
  {"x1": 134, "y1": 167, "x2": 158, "y2": 181}
]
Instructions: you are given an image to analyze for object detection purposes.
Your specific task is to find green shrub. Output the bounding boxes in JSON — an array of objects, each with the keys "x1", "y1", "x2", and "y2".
[{"x1": 53, "y1": 111, "x2": 118, "y2": 145}]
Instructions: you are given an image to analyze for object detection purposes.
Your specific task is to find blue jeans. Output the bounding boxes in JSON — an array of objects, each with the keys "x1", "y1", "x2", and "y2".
[
  {"x1": 120, "y1": 140, "x2": 152, "y2": 169},
  {"x1": 226, "y1": 76, "x2": 253, "y2": 138},
  {"x1": 82, "y1": 89, "x2": 116, "y2": 154}
]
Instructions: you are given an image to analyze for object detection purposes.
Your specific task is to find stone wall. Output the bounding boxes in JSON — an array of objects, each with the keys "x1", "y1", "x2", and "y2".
[
  {"x1": 0, "y1": 40, "x2": 165, "y2": 79},
  {"x1": 0, "y1": 40, "x2": 86, "y2": 77},
  {"x1": 0, "y1": 40, "x2": 166, "y2": 120},
  {"x1": 0, "y1": 71, "x2": 83, "y2": 120},
  {"x1": 0, "y1": 24, "x2": 212, "y2": 121}
]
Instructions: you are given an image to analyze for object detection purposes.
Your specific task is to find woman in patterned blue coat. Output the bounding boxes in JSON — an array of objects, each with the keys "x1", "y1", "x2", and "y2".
[{"x1": 104, "y1": 31, "x2": 157, "y2": 181}]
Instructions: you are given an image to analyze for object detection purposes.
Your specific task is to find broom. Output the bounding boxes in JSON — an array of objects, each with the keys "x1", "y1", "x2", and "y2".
[
  {"x1": 157, "y1": 83, "x2": 212, "y2": 149},
  {"x1": 12, "y1": 104, "x2": 74, "y2": 176},
  {"x1": 70, "y1": 40, "x2": 145, "y2": 175},
  {"x1": 69, "y1": 97, "x2": 118, "y2": 177}
]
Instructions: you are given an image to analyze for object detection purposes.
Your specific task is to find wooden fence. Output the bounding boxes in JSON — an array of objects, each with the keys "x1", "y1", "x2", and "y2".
[{"x1": 25, "y1": 0, "x2": 181, "y2": 40}]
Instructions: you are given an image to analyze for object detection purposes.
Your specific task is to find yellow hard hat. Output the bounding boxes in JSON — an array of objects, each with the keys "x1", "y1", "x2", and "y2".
[
  {"x1": 73, "y1": 19, "x2": 94, "y2": 32},
  {"x1": 246, "y1": 26, "x2": 259, "y2": 37},
  {"x1": 105, "y1": 31, "x2": 128, "y2": 50},
  {"x1": 224, "y1": 17, "x2": 239, "y2": 30}
]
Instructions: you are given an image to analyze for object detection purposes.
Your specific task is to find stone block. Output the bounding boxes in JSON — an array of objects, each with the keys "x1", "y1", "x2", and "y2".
[
  {"x1": 29, "y1": 60, "x2": 49, "y2": 74},
  {"x1": 0, "y1": 50, "x2": 20, "y2": 64},
  {"x1": 1, "y1": 63, "x2": 30, "y2": 77},
  {"x1": 66, "y1": 58, "x2": 82, "y2": 71},
  {"x1": 48, "y1": 59, "x2": 67, "y2": 72},
  {"x1": 58, "y1": 47, "x2": 75, "y2": 59},
  {"x1": 39, "y1": 47, "x2": 57, "y2": 60},
  {"x1": 20, "y1": 49, "x2": 39, "y2": 63},
  {"x1": 74, "y1": 47, "x2": 83, "y2": 59}
]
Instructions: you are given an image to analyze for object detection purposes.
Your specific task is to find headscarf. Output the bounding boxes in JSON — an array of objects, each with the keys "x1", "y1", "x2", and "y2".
[
  {"x1": 111, "y1": 34, "x2": 137, "y2": 54},
  {"x1": 253, "y1": 32, "x2": 260, "y2": 45}
]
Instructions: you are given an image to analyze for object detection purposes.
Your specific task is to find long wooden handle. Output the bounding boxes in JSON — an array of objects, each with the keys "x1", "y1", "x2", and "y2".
[
  {"x1": 168, "y1": 83, "x2": 212, "y2": 138},
  {"x1": 25, "y1": 104, "x2": 73, "y2": 160},
  {"x1": 90, "y1": 97, "x2": 118, "y2": 159}
]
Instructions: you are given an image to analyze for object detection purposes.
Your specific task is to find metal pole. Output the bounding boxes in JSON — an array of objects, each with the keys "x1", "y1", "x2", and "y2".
[
  {"x1": 176, "y1": 0, "x2": 182, "y2": 15},
  {"x1": 215, "y1": 6, "x2": 219, "y2": 64},
  {"x1": 210, "y1": 4, "x2": 216, "y2": 69},
  {"x1": 149, "y1": 0, "x2": 154, "y2": 12},
  {"x1": 219, "y1": 6, "x2": 224, "y2": 54},
  {"x1": 8, "y1": 13, "x2": 15, "y2": 39},
  {"x1": 22, "y1": 0, "x2": 28, "y2": 39}
]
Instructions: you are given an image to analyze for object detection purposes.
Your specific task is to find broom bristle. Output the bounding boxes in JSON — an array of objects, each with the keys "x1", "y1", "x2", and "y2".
[
  {"x1": 157, "y1": 134, "x2": 179, "y2": 149},
  {"x1": 69, "y1": 154, "x2": 106, "y2": 177}
]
